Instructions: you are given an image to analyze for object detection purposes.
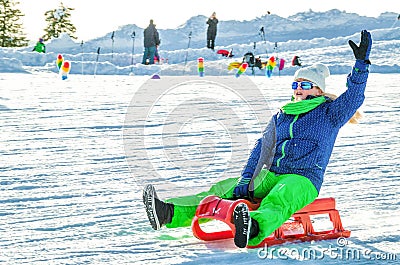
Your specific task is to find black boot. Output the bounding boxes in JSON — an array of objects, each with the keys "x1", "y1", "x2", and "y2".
[
  {"x1": 233, "y1": 203, "x2": 251, "y2": 248},
  {"x1": 143, "y1": 184, "x2": 174, "y2": 230},
  {"x1": 233, "y1": 203, "x2": 260, "y2": 248}
]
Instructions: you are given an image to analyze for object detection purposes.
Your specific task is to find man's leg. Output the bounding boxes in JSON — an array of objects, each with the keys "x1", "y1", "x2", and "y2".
[
  {"x1": 142, "y1": 47, "x2": 149, "y2": 64},
  {"x1": 148, "y1": 46, "x2": 156, "y2": 64}
]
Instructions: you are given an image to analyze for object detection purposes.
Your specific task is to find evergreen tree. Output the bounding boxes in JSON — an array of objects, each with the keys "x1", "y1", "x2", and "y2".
[
  {"x1": 43, "y1": 2, "x2": 77, "y2": 41},
  {"x1": 0, "y1": 0, "x2": 28, "y2": 47}
]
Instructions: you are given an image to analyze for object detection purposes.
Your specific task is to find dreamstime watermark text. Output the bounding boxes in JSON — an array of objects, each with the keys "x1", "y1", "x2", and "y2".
[{"x1": 257, "y1": 237, "x2": 398, "y2": 261}]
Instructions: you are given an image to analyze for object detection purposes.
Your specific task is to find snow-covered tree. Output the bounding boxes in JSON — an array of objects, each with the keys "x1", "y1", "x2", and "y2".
[
  {"x1": 43, "y1": 2, "x2": 77, "y2": 41},
  {"x1": 0, "y1": 0, "x2": 28, "y2": 47}
]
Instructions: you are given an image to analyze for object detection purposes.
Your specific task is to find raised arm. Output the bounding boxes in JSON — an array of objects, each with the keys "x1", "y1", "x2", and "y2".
[{"x1": 325, "y1": 30, "x2": 372, "y2": 127}]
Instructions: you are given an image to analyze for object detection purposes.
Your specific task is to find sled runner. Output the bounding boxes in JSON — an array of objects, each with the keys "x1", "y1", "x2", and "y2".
[{"x1": 191, "y1": 195, "x2": 350, "y2": 248}]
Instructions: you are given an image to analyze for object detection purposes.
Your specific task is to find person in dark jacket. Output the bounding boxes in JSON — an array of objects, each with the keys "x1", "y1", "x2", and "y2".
[
  {"x1": 142, "y1": 19, "x2": 160, "y2": 64},
  {"x1": 143, "y1": 30, "x2": 372, "y2": 248},
  {"x1": 206, "y1": 12, "x2": 218, "y2": 50}
]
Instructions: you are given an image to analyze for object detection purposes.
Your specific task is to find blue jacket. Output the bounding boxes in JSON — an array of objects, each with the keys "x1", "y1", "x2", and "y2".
[{"x1": 242, "y1": 60, "x2": 369, "y2": 193}]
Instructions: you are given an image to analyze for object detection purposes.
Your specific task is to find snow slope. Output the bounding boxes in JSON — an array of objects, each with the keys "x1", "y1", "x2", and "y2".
[{"x1": 1, "y1": 72, "x2": 399, "y2": 264}]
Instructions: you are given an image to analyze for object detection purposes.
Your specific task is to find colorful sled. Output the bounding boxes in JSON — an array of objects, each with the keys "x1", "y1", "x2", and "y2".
[
  {"x1": 217, "y1": 49, "x2": 234, "y2": 57},
  {"x1": 228, "y1": 62, "x2": 242, "y2": 70},
  {"x1": 191, "y1": 195, "x2": 350, "y2": 248}
]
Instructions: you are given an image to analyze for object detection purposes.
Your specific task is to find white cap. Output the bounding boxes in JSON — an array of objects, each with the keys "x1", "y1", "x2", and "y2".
[{"x1": 294, "y1": 63, "x2": 330, "y2": 91}]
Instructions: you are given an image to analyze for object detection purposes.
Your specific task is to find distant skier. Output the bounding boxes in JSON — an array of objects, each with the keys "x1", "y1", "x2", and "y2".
[
  {"x1": 142, "y1": 19, "x2": 160, "y2": 65},
  {"x1": 32, "y1": 38, "x2": 46, "y2": 53},
  {"x1": 206, "y1": 12, "x2": 218, "y2": 51}
]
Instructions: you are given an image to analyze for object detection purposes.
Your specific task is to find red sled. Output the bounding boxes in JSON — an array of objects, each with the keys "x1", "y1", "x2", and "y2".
[
  {"x1": 217, "y1": 49, "x2": 234, "y2": 57},
  {"x1": 191, "y1": 195, "x2": 350, "y2": 248}
]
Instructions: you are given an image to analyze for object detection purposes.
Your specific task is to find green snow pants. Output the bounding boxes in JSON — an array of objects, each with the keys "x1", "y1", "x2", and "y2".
[{"x1": 165, "y1": 169, "x2": 318, "y2": 246}]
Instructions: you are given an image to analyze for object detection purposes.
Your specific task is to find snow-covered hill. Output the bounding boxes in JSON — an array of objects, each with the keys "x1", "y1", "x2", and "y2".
[
  {"x1": 37, "y1": 10, "x2": 400, "y2": 52},
  {"x1": 0, "y1": 9, "x2": 399, "y2": 75}
]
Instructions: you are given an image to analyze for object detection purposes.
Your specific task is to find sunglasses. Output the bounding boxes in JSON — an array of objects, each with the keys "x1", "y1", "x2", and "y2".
[{"x1": 292, "y1": 81, "x2": 316, "y2": 90}]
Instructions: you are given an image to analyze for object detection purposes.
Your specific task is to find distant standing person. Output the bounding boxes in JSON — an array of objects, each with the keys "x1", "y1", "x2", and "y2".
[
  {"x1": 142, "y1": 19, "x2": 160, "y2": 65},
  {"x1": 206, "y1": 12, "x2": 218, "y2": 51},
  {"x1": 32, "y1": 38, "x2": 46, "y2": 53}
]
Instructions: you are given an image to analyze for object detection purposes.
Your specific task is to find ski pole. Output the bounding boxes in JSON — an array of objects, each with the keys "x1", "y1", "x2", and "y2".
[
  {"x1": 183, "y1": 31, "x2": 192, "y2": 75},
  {"x1": 259, "y1": 26, "x2": 265, "y2": 42},
  {"x1": 259, "y1": 26, "x2": 268, "y2": 57},
  {"x1": 131, "y1": 30, "x2": 136, "y2": 74},
  {"x1": 390, "y1": 19, "x2": 398, "y2": 28},
  {"x1": 94, "y1": 47, "x2": 101, "y2": 77},
  {"x1": 111, "y1": 31, "x2": 115, "y2": 60},
  {"x1": 80, "y1": 40, "x2": 84, "y2": 75},
  {"x1": 391, "y1": 14, "x2": 400, "y2": 28}
]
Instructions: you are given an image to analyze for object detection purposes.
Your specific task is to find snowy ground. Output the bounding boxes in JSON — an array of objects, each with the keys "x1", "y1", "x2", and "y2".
[{"x1": 1, "y1": 72, "x2": 399, "y2": 264}]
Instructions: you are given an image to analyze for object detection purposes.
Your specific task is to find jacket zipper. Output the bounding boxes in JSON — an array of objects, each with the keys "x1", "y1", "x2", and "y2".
[{"x1": 276, "y1": 114, "x2": 299, "y2": 167}]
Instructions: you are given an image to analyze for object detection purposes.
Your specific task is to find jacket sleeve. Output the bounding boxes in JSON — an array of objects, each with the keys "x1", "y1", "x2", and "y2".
[
  {"x1": 325, "y1": 60, "x2": 369, "y2": 127},
  {"x1": 155, "y1": 30, "x2": 160, "y2": 46},
  {"x1": 241, "y1": 117, "x2": 276, "y2": 182}
]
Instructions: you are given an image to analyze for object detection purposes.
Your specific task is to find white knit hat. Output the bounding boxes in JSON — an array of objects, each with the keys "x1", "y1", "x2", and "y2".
[{"x1": 294, "y1": 63, "x2": 330, "y2": 91}]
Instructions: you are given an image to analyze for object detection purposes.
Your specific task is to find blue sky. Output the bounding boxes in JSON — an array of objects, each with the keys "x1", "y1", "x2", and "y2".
[{"x1": 18, "y1": 0, "x2": 397, "y2": 41}]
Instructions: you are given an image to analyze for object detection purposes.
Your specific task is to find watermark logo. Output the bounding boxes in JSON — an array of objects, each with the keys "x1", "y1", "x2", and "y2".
[
  {"x1": 123, "y1": 75, "x2": 274, "y2": 202},
  {"x1": 257, "y1": 237, "x2": 398, "y2": 261}
]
